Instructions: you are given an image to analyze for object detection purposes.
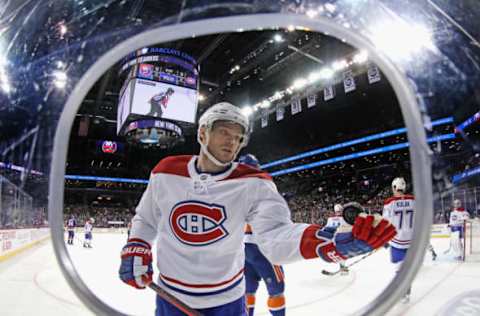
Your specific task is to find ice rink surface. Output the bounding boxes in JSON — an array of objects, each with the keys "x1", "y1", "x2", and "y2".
[{"x1": 1, "y1": 232, "x2": 479, "y2": 316}]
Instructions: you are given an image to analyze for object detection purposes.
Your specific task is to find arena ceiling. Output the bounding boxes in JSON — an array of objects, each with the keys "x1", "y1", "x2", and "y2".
[{"x1": 65, "y1": 27, "x2": 466, "y2": 182}]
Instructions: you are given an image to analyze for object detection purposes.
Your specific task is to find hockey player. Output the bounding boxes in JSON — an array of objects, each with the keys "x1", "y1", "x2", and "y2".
[
  {"x1": 239, "y1": 154, "x2": 286, "y2": 316},
  {"x1": 66, "y1": 215, "x2": 77, "y2": 245},
  {"x1": 83, "y1": 218, "x2": 94, "y2": 248},
  {"x1": 147, "y1": 87, "x2": 175, "y2": 117},
  {"x1": 119, "y1": 102, "x2": 397, "y2": 316},
  {"x1": 449, "y1": 199, "x2": 470, "y2": 260},
  {"x1": 383, "y1": 177, "x2": 415, "y2": 303},
  {"x1": 325, "y1": 204, "x2": 349, "y2": 275}
]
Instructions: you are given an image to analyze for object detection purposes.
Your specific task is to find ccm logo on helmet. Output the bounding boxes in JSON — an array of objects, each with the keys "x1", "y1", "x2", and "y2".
[{"x1": 169, "y1": 201, "x2": 228, "y2": 246}]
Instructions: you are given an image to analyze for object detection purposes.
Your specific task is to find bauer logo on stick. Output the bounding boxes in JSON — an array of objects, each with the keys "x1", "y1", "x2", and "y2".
[{"x1": 169, "y1": 201, "x2": 229, "y2": 246}]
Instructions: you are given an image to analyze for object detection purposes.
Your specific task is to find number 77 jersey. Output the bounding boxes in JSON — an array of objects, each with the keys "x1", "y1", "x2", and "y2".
[{"x1": 382, "y1": 195, "x2": 415, "y2": 249}]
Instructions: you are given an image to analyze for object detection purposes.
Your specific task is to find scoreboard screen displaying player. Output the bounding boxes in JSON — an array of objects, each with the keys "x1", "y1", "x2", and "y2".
[
  {"x1": 131, "y1": 78, "x2": 198, "y2": 123},
  {"x1": 116, "y1": 78, "x2": 198, "y2": 134},
  {"x1": 117, "y1": 48, "x2": 199, "y2": 136}
]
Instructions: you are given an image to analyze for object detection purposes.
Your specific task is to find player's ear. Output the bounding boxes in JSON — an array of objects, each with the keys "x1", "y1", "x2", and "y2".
[{"x1": 199, "y1": 126, "x2": 206, "y2": 143}]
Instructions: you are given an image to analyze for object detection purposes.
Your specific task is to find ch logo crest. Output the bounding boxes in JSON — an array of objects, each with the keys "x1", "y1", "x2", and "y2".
[{"x1": 169, "y1": 201, "x2": 228, "y2": 246}]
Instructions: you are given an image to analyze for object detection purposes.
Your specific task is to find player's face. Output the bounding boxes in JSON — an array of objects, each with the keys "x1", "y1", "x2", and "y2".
[{"x1": 207, "y1": 121, "x2": 244, "y2": 163}]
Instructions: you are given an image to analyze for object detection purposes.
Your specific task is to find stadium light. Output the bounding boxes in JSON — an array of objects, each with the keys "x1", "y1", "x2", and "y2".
[
  {"x1": 241, "y1": 106, "x2": 254, "y2": 117},
  {"x1": 292, "y1": 78, "x2": 308, "y2": 90},
  {"x1": 353, "y1": 50, "x2": 368, "y2": 64},
  {"x1": 308, "y1": 71, "x2": 321, "y2": 83},
  {"x1": 53, "y1": 70, "x2": 67, "y2": 89},
  {"x1": 1, "y1": 81, "x2": 10, "y2": 93},
  {"x1": 272, "y1": 91, "x2": 283, "y2": 100},
  {"x1": 59, "y1": 23, "x2": 68, "y2": 36},
  {"x1": 260, "y1": 100, "x2": 271, "y2": 108},
  {"x1": 273, "y1": 34, "x2": 284, "y2": 43},
  {"x1": 332, "y1": 59, "x2": 348, "y2": 71},
  {"x1": 370, "y1": 20, "x2": 434, "y2": 60},
  {"x1": 319, "y1": 67, "x2": 334, "y2": 79}
]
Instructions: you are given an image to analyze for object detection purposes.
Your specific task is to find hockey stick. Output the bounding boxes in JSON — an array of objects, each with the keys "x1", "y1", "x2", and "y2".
[
  {"x1": 322, "y1": 250, "x2": 377, "y2": 276},
  {"x1": 147, "y1": 282, "x2": 203, "y2": 316}
]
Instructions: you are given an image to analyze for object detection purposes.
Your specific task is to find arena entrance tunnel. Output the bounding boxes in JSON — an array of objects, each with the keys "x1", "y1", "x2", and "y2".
[{"x1": 48, "y1": 11, "x2": 431, "y2": 316}]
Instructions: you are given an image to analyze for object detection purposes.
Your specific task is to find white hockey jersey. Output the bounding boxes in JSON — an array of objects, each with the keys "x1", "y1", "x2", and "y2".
[
  {"x1": 325, "y1": 215, "x2": 346, "y2": 229},
  {"x1": 382, "y1": 195, "x2": 415, "y2": 249},
  {"x1": 130, "y1": 155, "x2": 320, "y2": 308},
  {"x1": 449, "y1": 208, "x2": 470, "y2": 228},
  {"x1": 84, "y1": 222, "x2": 93, "y2": 233}
]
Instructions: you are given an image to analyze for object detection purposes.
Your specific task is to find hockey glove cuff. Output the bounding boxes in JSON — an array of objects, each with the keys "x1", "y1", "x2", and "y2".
[
  {"x1": 119, "y1": 238, "x2": 153, "y2": 289},
  {"x1": 300, "y1": 214, "x2": 396, "y2": 262}
]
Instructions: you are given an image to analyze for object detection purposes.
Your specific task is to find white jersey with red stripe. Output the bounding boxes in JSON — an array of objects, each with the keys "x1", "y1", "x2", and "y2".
[
  {"x1": 449, "y1": 208, "x2": 470, "y2": 227},
  {"x1": 130, "y1": 155, "x2": 314, "y2": 309},
  {"x1": 325, "y1": 215, "x2": 346, "y2": 229},
  {"x1": 382, "y1": 194, "x2": 415, "y2": 249}
]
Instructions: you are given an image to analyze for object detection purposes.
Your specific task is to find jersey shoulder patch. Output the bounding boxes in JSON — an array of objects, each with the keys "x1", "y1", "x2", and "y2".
[
  {"x1": 152, "y1": 155, "x2": 191, "y2": 177},
  {"x1": 224, "y1": 164, "x2": 272, "y2": 181}
]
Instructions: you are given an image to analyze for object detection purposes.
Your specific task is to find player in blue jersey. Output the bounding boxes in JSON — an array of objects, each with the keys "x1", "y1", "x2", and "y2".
[
  {"x1": 239, "y1": 154, "x2": 286, "y2": 316},
  {"x1": 66, "y1": 215, "x2": 77, "y2": 245}
]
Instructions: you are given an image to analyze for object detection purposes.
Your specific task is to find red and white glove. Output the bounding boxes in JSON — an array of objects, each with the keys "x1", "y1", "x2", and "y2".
[
  {"x1": 301, "y1": 213, "x2": 397, "y2": 262},
  {"x1": 119, "y1": 238, "x2": 153, "y2": 289}
]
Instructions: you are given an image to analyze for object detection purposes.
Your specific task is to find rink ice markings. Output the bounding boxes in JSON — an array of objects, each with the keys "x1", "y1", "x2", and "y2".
[
  {"x1": 2, "y1": 232, "x2": 474, "y2": 316},
  {"x1": 386, "y1": 237, "x2": 476, "y2": 316},
  {"x1": 0, "y1": 240, "x2": 92, "y2": 315},
  {"x1": 68, "y1": 232, "x2": 157, "y2": 316},
  {"x1": 33, "y1": 267, "x2": 89, "y2": 308},
  {"x1": 389, "y1": 262, "x2": 463, "y2": 316}
]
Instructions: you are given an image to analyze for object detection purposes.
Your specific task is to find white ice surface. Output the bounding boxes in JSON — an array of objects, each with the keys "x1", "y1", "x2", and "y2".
[{"x1": 1, "y1": 233, "x2": 479, "y2": 316}]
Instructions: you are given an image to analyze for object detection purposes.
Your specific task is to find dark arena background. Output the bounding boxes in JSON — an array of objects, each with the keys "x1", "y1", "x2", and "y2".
[
  {"x1": 1, "y1": 2, "x2": 480, "y2": 315},
  {"x1": 60, "y1": 30, "x2": 477, "y2": 229}
]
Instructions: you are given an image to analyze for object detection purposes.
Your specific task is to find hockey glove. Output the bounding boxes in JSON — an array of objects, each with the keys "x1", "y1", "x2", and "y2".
[
  {"x1": 301, "y1": 213, "x2": 396, "y2": 262},
  {"x1": 119, "y1": 238, "x2": 153, "y2": 289}
]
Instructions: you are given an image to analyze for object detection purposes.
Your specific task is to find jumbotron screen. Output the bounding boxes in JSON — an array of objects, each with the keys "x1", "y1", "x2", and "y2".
[
  {"x1": 132, "y1": 78, "x2": 197, "y2": 122},
  {"x1": 117, "y1": 78, "x2": 198, "y2": 134}
]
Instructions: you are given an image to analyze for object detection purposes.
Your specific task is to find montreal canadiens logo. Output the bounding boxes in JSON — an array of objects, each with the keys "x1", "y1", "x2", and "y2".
[{"x1": 169, "y1": 201, "x2": 228, "y2": 246}]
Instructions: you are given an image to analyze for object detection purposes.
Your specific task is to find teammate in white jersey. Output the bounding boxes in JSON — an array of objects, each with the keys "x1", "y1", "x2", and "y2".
[
  {"x1": 119, "y1": 102, "x2": 397, "y2": 316},
  {"x1": 325, "y1": 204, "x2": 349, "y2": 275},
  {"x1": 383, "y1": 177, "x2": 414, "y2": 302},
  {"x1": 449, "y1": 199, "x2": 470, "y2": 260},
  {"x1": 325, "y1": 204, "x2": 347, "y2": 229},
  {"x1": 83, "y1": 218, "x2": 94, "y2": 248}
]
